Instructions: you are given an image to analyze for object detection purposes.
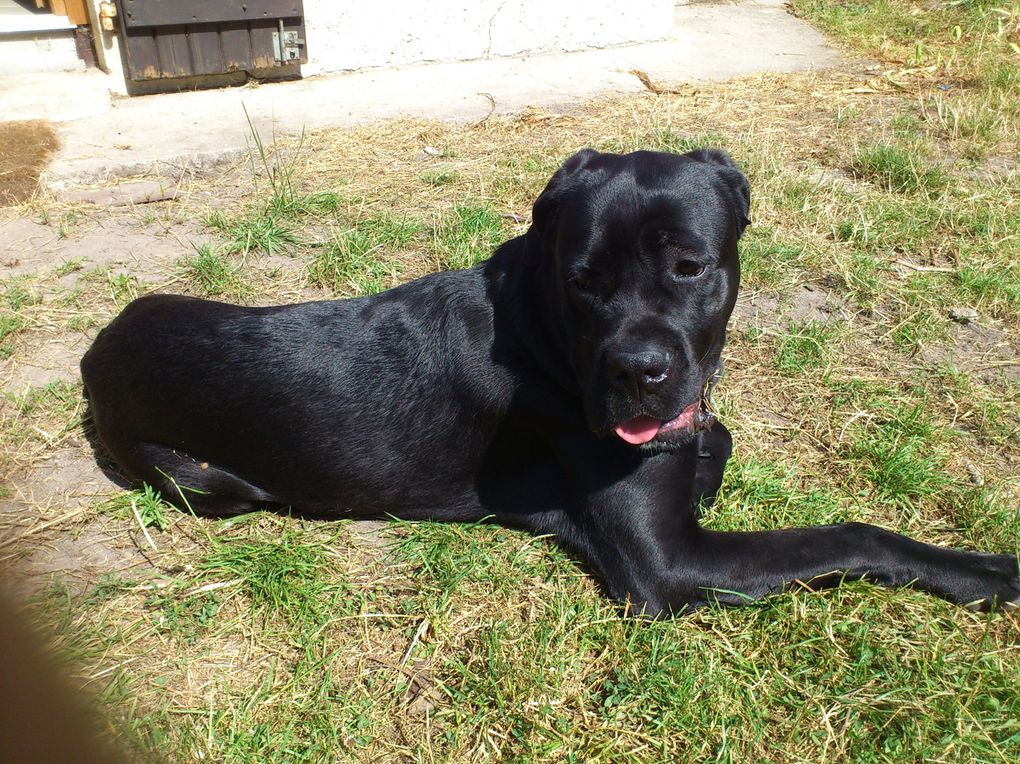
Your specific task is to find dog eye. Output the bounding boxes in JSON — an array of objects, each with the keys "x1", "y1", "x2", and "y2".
[
  {"x1": 570, "y1": 272, "x2": 596, "y2": 292},
  {"x1": 674, "y1": 260, "x2": 706, "y2": 279}
]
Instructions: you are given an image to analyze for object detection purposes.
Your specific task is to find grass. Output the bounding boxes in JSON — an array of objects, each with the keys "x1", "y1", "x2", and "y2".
[
  {"x1": 308, "y1": 215, "x2": 422, "y2": 295},
  {"x1": 196, "y1": 522, "x2": 349, "y2": 627},
  {"x1": 179, "y1": 244, "x2": 252, "y2": 298},
  {"x1": 708, "y1": 456, "x2": 846, "y2": 529},
  {"x1": 100, "y1": 484, "x2": 175, "y2": 531},
  {"x1": 739, "y1": 226, "x2": 810, "y2": 288},
  {"x1": 205, "y1": 206, "x2": 302, "y2": 257},
  {"x1": 773, "y1": 320, "x2": 838, "y2": 376},
  {"x1": 204, "y1": 123, "x2": 344, "y2": 258},
  {"x1": 791, "y1": 0, "x2": 1020, "y2": 154},
  {"x1": 850, "y1": 141, "x2": 948, "y2": 193},
  {"x1": 434, "y1": 203, "x2": 510, "y2": 270},
  {"x1": 2, "y1": 2, "x2": 1019, "y2": 761}
]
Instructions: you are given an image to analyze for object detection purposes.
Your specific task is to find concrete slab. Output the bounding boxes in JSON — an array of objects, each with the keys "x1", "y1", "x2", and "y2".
[{"x1": 34, "y1": 0, "x2": 840, "y2": 187}]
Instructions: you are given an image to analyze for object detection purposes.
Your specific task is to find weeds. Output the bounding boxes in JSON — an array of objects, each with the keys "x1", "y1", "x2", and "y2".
[
  {"x1": 100, "y1": 485, "x2": 175, "y2": 531},
  {"x1": 434, "y1": 203, "x2": 508, "y2": 270},
  {"x1": 774, "y1": 320, "x2": 837, "y2": 375},
  {"x1": 850, "y1": 142, "x2": 948, "y2": 193},
  {"x1": 308, "y1": 215, "x2": 421, "y2": 295},
  {"x1": 146, "y1": 589, "x2": 222, "y2": 644},
  {"x1": 179, "y1": 244, "x2": 250, "y2": 298}
]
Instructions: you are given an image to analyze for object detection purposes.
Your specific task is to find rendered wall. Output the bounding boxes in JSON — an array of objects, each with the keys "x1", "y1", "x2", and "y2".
[{"x1": 302, "y1": 0, "x2": 675, "y2": 75}]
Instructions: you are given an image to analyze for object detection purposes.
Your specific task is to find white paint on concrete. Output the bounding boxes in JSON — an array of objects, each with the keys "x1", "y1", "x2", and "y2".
[
  {"x1": 0, "y1": 32, "x2": 82, "y2": 74},
  {"x1": 32, "y1": 1, "x2": 841, "y2": 186},
  {"x1": 0, "y1": 68, "x2": 109, "y2": 121},
  {"x1": 0, "y1": 0, "x2": 80, "y2": 75},
  {"x1": 302, "y1": 0, "x2": 675, "y2": 76}
]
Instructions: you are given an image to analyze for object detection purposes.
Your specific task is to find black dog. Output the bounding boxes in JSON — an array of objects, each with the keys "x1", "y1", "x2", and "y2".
[{"x1": 80, "y1": 148, "x2": 1019, "y2": 614}]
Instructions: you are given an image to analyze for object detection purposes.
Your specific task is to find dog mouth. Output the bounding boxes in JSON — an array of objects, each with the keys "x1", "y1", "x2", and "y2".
[{"x1": 613, "y1": 398, "x2": 715, "y2": 446}]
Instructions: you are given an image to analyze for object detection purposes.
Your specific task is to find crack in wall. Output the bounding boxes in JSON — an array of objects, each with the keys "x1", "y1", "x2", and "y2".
[{"x1": 485, "y1": 0, "x2": 511, "y2": 58}]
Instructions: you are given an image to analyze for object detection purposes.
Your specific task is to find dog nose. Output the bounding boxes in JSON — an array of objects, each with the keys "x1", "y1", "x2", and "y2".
[{"x1": 608, "y1": 349, "x2": 671, "y2": 391}]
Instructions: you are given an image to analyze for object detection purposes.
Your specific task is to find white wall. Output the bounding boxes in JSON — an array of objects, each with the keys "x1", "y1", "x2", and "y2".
[{"x1": 303, "y1": 0, "x2": 675, "y2": 75}]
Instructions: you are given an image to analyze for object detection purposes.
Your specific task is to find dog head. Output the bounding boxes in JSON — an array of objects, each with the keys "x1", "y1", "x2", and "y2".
[{"x1": 527, "y1": 148, "x2": 749, "y2": 452}]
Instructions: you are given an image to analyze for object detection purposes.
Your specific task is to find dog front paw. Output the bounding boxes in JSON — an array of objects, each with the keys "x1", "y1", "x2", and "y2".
[{"x1": 961, "y1": 552, "x2": 1020, "y2": 612}]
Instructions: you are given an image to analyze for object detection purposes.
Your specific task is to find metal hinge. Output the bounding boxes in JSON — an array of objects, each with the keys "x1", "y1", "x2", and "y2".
[{"x1": 273, "y1": 20, "x2": 304, "y2": 63}]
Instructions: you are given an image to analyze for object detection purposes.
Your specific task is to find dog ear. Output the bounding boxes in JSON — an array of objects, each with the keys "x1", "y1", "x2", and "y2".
[
  {"x1": 686, "y1": 149, "x2": 751, "y2": 238},
  {"x1": 526, "y1": 148, "x2": 600, "y2": 260}
]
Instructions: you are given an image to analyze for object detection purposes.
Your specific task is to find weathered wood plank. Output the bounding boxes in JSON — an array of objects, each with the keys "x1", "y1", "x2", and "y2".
[
  {"x1": 219, "y1": 21, "x2": 254, "y2": 73},
  {"x1": 154, "y1": 24, "x2": 191, "y2": 78},
  {"x1": 186, "y1": 26, "x2": 225, "y2": 76},
  {"x1": 248, "y1": 20, "x2": 279, "y2": 70},
  {"x1": 121, "y1": 27, "x2": 161, "y2": 81},
  {"x1": 122, "y1": 0, "x2": 302, "y2": 28}
]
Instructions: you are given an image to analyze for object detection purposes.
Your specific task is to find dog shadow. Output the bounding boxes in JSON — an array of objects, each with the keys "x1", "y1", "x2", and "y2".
[{"x1": 79, "y1": 391, "x2": 133, "y2": 493}]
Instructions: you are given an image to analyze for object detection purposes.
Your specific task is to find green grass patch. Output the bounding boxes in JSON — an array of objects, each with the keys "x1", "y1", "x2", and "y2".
[
  {"x1": 850, "y1": 142, "x2": 947, "y2": 194},
  {"x1": 644, "y1": 129, "x2": 728, "y2": 155},
  {"x1": 774, "y1": 320, "x2": 838, "y2": 376},
  {"x1": 5, "y1": 278, "x2": 41, "y2": 310},
  {"x1": 709, "y1": 455, "x2": 847, "y2": 530},
  {"x1": 0, "y1": 312, "x2": 27, "y2": 358},
  {"x1": 179, "y1": 244, "x2": 251, "y2": 298},
  {"x1": 389, "y1": 520, "x2": 541, "y2": 615},
  {"x1": 99, "y1": 485, "x2": 175, "y2": 531},
  {"x1": 420, "y1": 170, "x2": 458, "y2": 187},
  {"x1": 956, "y1": 261, "x2": 1020, "y2": 314},
  {"x1": 739, "y1": 226, "x2": 808, "y2": 288},
  {"x1": 434, "y1": 203, "x2": 508, "y2": 270},
  {"x1": 146, "y1": 589, "x2": 223, "y2": 645},
  {"x1": 844, "y1": 402, "x2": 951, "y2": 513},
  {"x1": 11, "y1": 379, "x2": 80, "y2": 418},
  {"x1": 952, "y1": 485, "x2": 1020, "y2": 551},
  {"x1": 205, "y1": 120, "x2": 345, "y2": 257},
  {"x1": 599, "y1": 129, "x2": 728, "y2": 156},
  {"x1": 197, "y1": 522, "x2": 351, "y2": 627},
  {"x1": 104, "y1": 271, "x2": 141, "y2": 307},
  {"x1": 205, "y1": 207, "x2": 301, "y2": 257},
  {"x1": 888, "y1": 306, "x2": 946, "y2": 352},
  {"x1": 308, "y1": 215, "x2": 421, "y2": 295}
]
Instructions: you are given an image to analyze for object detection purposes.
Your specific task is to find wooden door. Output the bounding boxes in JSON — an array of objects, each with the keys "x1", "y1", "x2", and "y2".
[{"x1": 115, "y1": 0, "x2": 307, "y2": 81}]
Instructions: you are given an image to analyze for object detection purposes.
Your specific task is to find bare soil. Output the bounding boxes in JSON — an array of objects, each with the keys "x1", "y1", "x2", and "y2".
[{"x1": 0, "y1": 121, "x2": 59, "y2": 206}]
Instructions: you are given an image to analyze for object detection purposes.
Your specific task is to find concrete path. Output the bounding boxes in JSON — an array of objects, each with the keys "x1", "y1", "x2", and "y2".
[{"x1": 11, "y1": 1, "x2": 841, "y2": 187}]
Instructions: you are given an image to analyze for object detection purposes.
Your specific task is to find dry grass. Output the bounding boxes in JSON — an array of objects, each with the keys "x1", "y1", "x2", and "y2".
[{"x1": 0, "y1": 120, "x2": 60, "y2": 206}]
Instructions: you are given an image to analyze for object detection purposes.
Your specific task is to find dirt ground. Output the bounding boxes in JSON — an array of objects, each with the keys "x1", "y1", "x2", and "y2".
[{"x1": 0, "y1": 120, "x2": 59, "y2": 206}]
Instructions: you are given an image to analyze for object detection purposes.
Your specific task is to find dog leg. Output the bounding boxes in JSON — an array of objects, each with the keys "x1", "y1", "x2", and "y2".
[
  {"x1": 691, "y1": 423, "x2": 732, "y2": 518},
  {"x1": 666, "y1": 523, "x2": 1020, "y2": 613},
  {"x1": 115, "y1": 442, "x2": 278, "y2": 517},
  {"x1": 568, "y1": 464, "x2": 1019, "y2": 616}
]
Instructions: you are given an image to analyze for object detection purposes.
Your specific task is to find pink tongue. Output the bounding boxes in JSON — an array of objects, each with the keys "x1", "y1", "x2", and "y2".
[{"x1": 614, "y1": 415, "x2": 662, "y2": 445}]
